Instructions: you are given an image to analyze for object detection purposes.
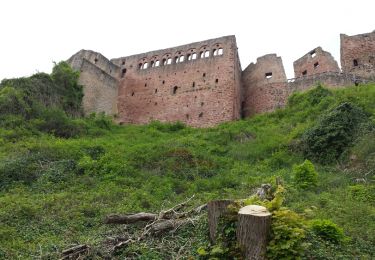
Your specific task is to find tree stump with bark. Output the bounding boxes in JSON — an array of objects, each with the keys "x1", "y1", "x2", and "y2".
[
  {"x1": 236, "y1": 205, "x2": 271, "y2": 260},
  {"x1": 207, "y1": 199, "x2": 234, "y2": 244}
]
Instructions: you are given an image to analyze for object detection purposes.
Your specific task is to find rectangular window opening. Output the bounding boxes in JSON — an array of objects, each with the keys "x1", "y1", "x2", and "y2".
[{"x1": 265, "y1": 72, "x2": 272, "y2": 79}]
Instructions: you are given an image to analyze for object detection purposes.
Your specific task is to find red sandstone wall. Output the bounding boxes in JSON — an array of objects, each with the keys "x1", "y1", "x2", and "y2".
[
  {"x1": 340, "y1": 31, "x2": 375, "y2": 79},
  {"x1": 242, "y1": 54, "x2": 288, "y2": 116},
  {"x1": 111, "y1": 36, "x2": 241, "y2": 127},
  {"x1": 293, "y1": 47, "x2": 340, "y2": 78}
]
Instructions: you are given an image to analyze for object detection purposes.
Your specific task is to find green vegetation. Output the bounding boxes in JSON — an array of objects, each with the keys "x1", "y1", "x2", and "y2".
[
  {"x1": 0, "y1": 66, "x2": 374, "y2": 259},
  {"x1": 292, "y1": 159, "x2": 318, "y2": 190}
]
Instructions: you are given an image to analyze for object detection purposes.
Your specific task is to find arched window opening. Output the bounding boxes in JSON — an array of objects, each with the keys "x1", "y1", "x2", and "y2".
[
  {"x1": 163, "y1": 58, "x2": 167, "y2": 66},
  {"x1": 151, "y1": 61, "x2": 155, "y2": 67},
  {"x1": 142, "y1": 62, "x2": 148, "y2": 69},
  {"x1": 353, "y1": 59, "x2": 358, "y2": 66},
  {"x1": 179, "y1": 56, "x2": 185, "y2": 62},
  {"x1": 167, "y1": 58, "x2": 172, "y2": 65},
  {"x1": 94, "y1": 58, "x2": 98, "y2": 64},
  {"x1": 192, "y1": 53, "x2": 197, "y2": 60},
  {"x1": 173, "y1": 86, "x2": 178, "y2": 95},
  {"x1": 314, "y1": 62, "x2": 319, "y2": 69},
  {"x1": 200, "y1": 51, "x2": 204, "y2": 58},
  {"x1": 175, "y1": 56, "x2": 179, "y2": 63},
  {"x1": 218, "y1": 48, "x2": 223, "y2": 55},
  {"x1": 213, "y1": 49, "x2": 218, "y2": 56},
  {"x1": 155, "y1": 60, "x2": 160, "y2": 67},
  {"x1": 138, "y1": 63, "x2": 143, "y2": 69},
  {"x1": 187, "y1": 54, "x2": 191, "y2": 60},
  {"x1": 204, "y1": 50, "x2": 210, "y2": 58}
]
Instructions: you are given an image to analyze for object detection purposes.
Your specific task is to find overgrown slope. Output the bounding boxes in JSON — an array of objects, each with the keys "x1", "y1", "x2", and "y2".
[{"x1": 0, "y1": 68, "x2": 374, "y2": 259}]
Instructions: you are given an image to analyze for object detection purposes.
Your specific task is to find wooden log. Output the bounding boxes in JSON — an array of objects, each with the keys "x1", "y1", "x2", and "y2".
[
  {"x1": 150, "y1": 219, "x2": 190, "y2": 235},
  {"x1": 236, "y1": 205, "x2": 271, "y2": 260},
  {"x1": 104, "y1": 212, "x2": 157, "y2": 224},
  {"x1": 207, "y1": 199, "x2": 234, "y2": 244}
]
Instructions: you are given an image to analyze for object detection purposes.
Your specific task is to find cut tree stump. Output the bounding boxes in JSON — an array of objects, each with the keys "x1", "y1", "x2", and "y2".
[
  {"x1": 207, "y1": 199, "x2": 234, "y2": 243},
  {"x1": 236, "y1": 205, "x2": 271, "y2": 260}
]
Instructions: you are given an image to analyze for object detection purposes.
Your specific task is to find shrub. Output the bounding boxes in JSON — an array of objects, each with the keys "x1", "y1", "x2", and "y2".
[
  {"x1": 348, "y1": 185, "x2": 375, "y2": 203},
  {"x1": 148, "y1": 120, "x2": 186, "y2": 132},
  {"x1": 267, "y1": 209, "x2": 307, "y2": 259},
  {"x1": 301, "y1": 102, "x2": 372, "y2": 164},
  {"x1": 0, "y1": 87, "x2": 31, "y2": 118},
  {"x1": 36, "y1": 108, "x2": 86, "y2": 138},
  {"x1": 292, "y1": 160, "x2": 318, "y2": 189},
  {"x1": 309, "y1": 219, "x2": 345, "y2": 244}
]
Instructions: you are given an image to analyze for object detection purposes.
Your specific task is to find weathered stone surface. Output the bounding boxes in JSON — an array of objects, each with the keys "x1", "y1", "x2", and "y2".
[
  {"x1": 341, "y1": 31, "x2": 375, "y2": 80},
  {"x1": 67, "y1": 50, "x2": 120, "y2": 115},
  {"x1": 66, "y1": 30, "x2": 375, "y2": 127},
  {"x1": 293, "y1": 47, "x2": 340, "y2": 78},
  {"x1": 111, "y1": 36, "x2": 242, "y2": 127},
  {"x1": 242, "y1": 54, "x2": 288, "y2": 116}
]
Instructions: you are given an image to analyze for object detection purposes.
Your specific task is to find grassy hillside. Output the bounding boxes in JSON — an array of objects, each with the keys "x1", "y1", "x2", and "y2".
[{"x1": 0, "y1": 67, "x2": 374, "y2": 259}]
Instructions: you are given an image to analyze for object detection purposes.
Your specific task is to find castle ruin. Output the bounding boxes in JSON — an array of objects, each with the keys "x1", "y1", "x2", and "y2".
[{"x1": 68, "y1": 30, "x2": 375, "y2": 127}]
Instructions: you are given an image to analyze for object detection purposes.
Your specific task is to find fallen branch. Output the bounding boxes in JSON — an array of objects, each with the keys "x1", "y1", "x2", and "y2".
[
  {"x1": 61, "y1": 244, "x2": 89, "y2": 259},
  {"x1": 104, "y1": 212, "x2": 157, "y2": 224}
]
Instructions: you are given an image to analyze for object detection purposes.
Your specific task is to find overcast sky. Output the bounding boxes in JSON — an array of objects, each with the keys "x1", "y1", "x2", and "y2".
[{"x1": 0, "y1": 0, "x2": 374, "y2": 80}]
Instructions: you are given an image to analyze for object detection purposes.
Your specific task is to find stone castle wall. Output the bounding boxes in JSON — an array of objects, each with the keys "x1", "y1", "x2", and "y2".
[
  {"x1": 67, "y1": 50, "x2": 119, "y2": 115},
  {"x1": 293, "y1": 47, "x2": 340, "y2": 77},
  {"x1": 110, "y1": 36, "x2": 242, "y2": 127},
  {"x1": 242, "y1": 54, "x2": 288, "y2": 116},
  {"x1": 341, "y1": 31, "x2": 375, "y2": 79},
  {"x1": 67, "y1": 30, "x2": 375, "y2": 126}
]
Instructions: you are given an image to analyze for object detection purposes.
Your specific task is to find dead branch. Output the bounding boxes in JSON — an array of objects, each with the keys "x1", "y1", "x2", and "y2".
[
  {"x1": 60, "y1": 244, "x2": 89, "y2": 259},
  {"x1": 104, "y1": 212, "x2": 157, "y2": 224}
]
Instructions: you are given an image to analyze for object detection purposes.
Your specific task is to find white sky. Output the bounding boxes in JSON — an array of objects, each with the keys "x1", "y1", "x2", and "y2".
[{"x1": 0, "y1": 0, "x2": 374, "y2": 80}]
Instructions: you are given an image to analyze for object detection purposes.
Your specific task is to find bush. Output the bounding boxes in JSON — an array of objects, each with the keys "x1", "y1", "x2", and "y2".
[
  {"x1": 301, "y1": 102, "x2": 372, "y2": 164},
  {"x1": 309, "y1": 219, "x2": 345, "y2": 244},
  {"x1": 267, "y1": 209, "x2": 307, "y2": 259},
  {"x1": 36, "y1": 108, "x2": 86, "y2": 138},
  {"x1": 348, "y1": 185, "x2": 375, "y2": 203},
  {"x1": 292, "y1": 160, "x2": 318, "y2": 189}
]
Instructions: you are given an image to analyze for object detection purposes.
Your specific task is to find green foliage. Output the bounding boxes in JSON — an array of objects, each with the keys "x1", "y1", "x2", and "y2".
[
  {"x1": 348, "y1": 184, "x2": 375, "y2": 203},
  {"x1": 309, "y1": 219, "x2": 346, "y2": 244},
  {"x1": 0, "y1": 83, "x2": 374, "y2": 258},
  {"x1": 267, "y1": 209, "x2": 307, "y2": 260},
  {"x1": 0, "y1": 87, "x2": 31, "y2": 118},
  {"x1": 148, "y1": 120, "x2": 186, "y2": 132},
  {"x1": 301, "y1": 102, "x2": 373, "y2": 164},
  {"x1": 292, "y1": 160, "x2": 318, "y2": 189}
]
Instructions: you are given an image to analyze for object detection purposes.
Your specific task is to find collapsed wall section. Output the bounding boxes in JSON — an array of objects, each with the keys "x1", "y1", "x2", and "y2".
[
  {"x1": 293, "y1": 47, "x2": 340, "y2": 78},
  {"x1": 340, "y1": 31, "x2": 375, "y2": 79},
  {"x1": 111, "y1": 36, "x2": 242, "y2": 127},
  {"x1": 67, "y1": 50, "x2": 120, "y2": 115},
  {"x1": 241, "y1": 54, "x2": 288, "y2": 117}
]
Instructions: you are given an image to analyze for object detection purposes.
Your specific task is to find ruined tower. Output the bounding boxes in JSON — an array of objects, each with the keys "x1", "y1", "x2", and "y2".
[
  {"x1": 340, "y1": 31, "x2": 375, "y2": 79},
  {"x1": 241, "y1": 54, "x2": 288, "y2": 116}
]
